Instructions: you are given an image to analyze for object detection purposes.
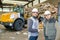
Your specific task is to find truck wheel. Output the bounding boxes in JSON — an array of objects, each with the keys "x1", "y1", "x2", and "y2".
[{"x1": 13, "y1": 18, "x2": 24, "y2": 31}]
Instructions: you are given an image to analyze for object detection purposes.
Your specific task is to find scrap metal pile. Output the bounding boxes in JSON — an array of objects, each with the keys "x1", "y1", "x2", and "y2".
[{"x1": 25, "y1": 2, "x2": 57, "y2": 14}]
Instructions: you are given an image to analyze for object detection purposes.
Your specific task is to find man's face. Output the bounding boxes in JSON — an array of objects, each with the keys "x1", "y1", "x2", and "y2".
[
  {"x1": 32, "y1": 12, "x2": 39, "y2": 17},
  {"x1": 44, "y1": 14, "x2": 51, "y2": 20}
]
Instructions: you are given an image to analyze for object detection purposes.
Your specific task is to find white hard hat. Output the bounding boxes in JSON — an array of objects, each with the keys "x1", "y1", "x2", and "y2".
[
  {"x1": 44, "y1": 10, "x2": 51, "y2": 15},
  {"x1": 32, "y1": 8, "x2": 38, "y2": 12}
]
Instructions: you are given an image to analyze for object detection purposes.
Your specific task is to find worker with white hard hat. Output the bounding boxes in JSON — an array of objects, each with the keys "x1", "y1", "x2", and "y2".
[
  {"x1": 44, "y1": 10, "x2": 51, "y2": 15},
  {"x1": 28, "y1": 8, "x2": 39, "y2": 40},
  {"x1": 32, "y1": 8, "x2": 38, "y2": 12},
  {"x1": 44, "y1": 10, "x2": 51, "y2": 20},
  {"x1": 31, "y1": 8, "x2": 39, "y2": 18},
  {"x1": 43, "y1": 10, "x2": 57, "y2": 40}
]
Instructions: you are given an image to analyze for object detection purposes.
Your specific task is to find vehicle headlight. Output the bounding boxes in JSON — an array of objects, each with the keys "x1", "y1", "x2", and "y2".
[
  {"x1": 10, "y1": 13, "x2": 20, "y2": 20},
  {"x1": 10, "y1": 14, "x2": 15, "y2": 19}
]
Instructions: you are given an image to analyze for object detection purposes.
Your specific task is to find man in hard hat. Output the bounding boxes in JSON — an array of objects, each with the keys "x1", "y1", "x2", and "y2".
[
  {"x1": 28, "y1": 8, "x2": 39, "y2": 40},
  {"x1": 43, "y1": 10, "x2": 57, "y2": 40}
]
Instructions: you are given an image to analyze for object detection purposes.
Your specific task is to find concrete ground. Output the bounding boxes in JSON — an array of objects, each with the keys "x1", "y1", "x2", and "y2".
[{"x1": 0, "y1": 22, "x2": 60, "y2": 40}]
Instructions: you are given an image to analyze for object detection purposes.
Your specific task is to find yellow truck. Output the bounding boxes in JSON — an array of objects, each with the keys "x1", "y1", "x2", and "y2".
[{"x1": 0, "y1": 5, "x2": 25, "y2": 31}]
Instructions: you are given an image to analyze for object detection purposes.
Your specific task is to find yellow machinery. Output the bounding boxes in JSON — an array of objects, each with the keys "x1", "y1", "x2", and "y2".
[{"x1": 0, "y1": 5, "x2": 26, "y2": 31}]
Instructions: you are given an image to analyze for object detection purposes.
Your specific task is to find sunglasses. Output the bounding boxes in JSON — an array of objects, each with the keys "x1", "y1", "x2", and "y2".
[
  {"x1": 32, "y1": 12, "x2": 38, "y2": 13},
  {"x1": 44, "y1": 14, "x2": 51, "y2": 16}
]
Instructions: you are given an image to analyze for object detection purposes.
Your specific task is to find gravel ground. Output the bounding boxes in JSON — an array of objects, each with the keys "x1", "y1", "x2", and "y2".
[
  {"x1": 0, "y1": 23, "x2": 60, "y2": 40},
  {"x1": 0, "y1": 24, "x2": 44, "y2": 40}
]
